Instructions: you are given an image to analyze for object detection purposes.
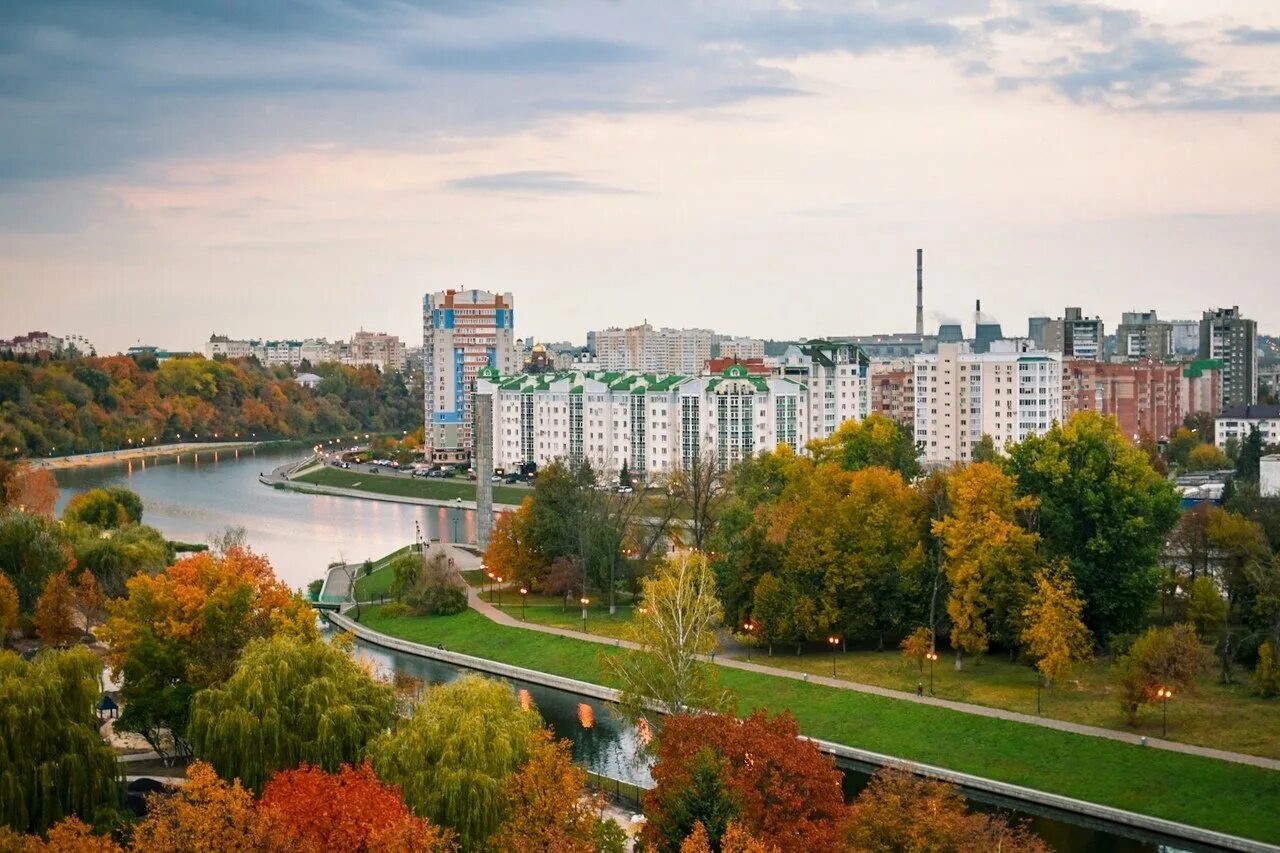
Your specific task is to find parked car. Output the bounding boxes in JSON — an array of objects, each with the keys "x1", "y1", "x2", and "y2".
[
  {"x1": 504, "y1": 475, "x2": 520, "y2": 484},
  {"x1": 367, "y1": 467, "x2": 381, "y2": 474}
]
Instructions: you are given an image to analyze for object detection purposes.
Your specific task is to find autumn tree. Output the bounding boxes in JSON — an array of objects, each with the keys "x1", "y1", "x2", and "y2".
[
  {"x1": 35, "y1": 570, "x2": 81, "y2": 647},
  {"x1": 189, "y1": 635, "x2": 397, "y2": 793},
  {"x1": 650, "y1": 748, "x2": 743, "y2": 853},
  {"x1": 368, "y1": 675, "x2": 542, "y2": 850},
  {"x1": 1253, "y1": 642, "x2": 1280, "y2": 698},
  {"x1": 100, "y1": 547, "x2": 318, "y2": 761},
  {"x1": 1186, "y1": 443, "x2": 1231, "y2": 472},
  {"x1": 487, "y1": 731, "x2": 603, "y2": 853},
  {"x1": 1115, "y1": 624, "x2": 1212, "y2": 724},
  {"x1": 257, "y1": 762, "x2": 454, "y2": 852},
  {"x1": 808, "y1": 412, "x2": 921, "y2": 480},
  {"x1": 0, "y1": 648, "x2": 121, "y2": 833},
  {"x1": 1006, "y1": 412, "x2": 1181, "y2": 637},
  {"x1": 74, "y1": 571, "x2": 106, "y2": 635},
  {"x1": 971, "y1": 433, "x2": 999, "y2": 462},
  {"x1": 2, "y1": 465, "x2": 59, "y2": 518},
  {"x1": 1021, "y1": 567, "x2": 1092, "y2": 686},
  {"x1": 900, "y1": 626, "x2": 931, "y2": 676},
  {"x1": 129, "y1": 762, "x2": 262, "y2": 853},
  {"x1": 483, "y1": 499, "x2": 546, "y2": 591},
  {"x1": 0, "y1": 573, "x2": 18, "y2": 642},
  {"x1": 67, "y1": 521, "x2": 172, "y2": 598},
  {"x1": 63, "y1": 487, "x2": 144, "y2": 529},
  {"x1": 670, "y1": 451, "x2": 728, "y2": 551},
  {"x1": 933, "y1": 463, "x2": 1040, "y2": 668},
  {"x1": 644, "y1": 711, "x2": 847, "y2": 853},
  {"x1": 1185, "y1": 576, "x2": 1228, "y2": 636},
  {"x1": 603, "y1": 551, "x2": 731, "y2": 727},
  {"x1": 680, "y1": 822, "x2": 777, "y2": 853},
  {"x1": 844, "y1": 767, "x2": 1049, "y2": 852}
]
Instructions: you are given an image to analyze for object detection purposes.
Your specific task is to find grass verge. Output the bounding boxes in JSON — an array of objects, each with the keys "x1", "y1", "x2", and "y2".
[
  {"x1": 294, "y1": 467, "x2": 529, "y2": 505},
  {"x1": 353, "y1": 606, "x2": 1280, "y2": 845}
]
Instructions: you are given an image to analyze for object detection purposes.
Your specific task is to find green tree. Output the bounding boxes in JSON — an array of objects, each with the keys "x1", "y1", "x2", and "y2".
[
  {"x1": 1021, "y1": 567, "x2": 1092, "y2": 686},
  {"x1": 0, "y1": 574, "x2": 18, "y2": 641},
  {"x1": 1115, "y1": 624, "x2": 1211, "y2": 724},
  {"x1": 1237, "y1": 426, "x2": 1265, "y2": 484},
  {"x1": 971, "y1": 433, "x2": 999, "y2": 463},
  {"x1": 368, "y1": 674, "x2": 542, "y2": 849},
  {"x1": 389, "y1": 552, "x2": 421, "y2": 601},
  {"x1": 1166, "y1": 426, "x2": 1201, "y2": 470},
  {"x1": 807, "y1": 412, "x2": 921, "y2": 480},
  {"x1": 0, "y1": 648, "x2": 121, "y2": 833},
  {"x1": 62, "y1": 487, "x2": 143, "y2": 529},
  {"x1": 1006, "y1": 412, "x2": 1182, "y2": 638},
  {"x1": 0, "y1": 511, "x2": 70, "y2": 613},
  {"x1": 67, "y1": 521, "x2": 171, "y2": 598},
  {"x1": 648, "y1": 748, "x2": 742, "y2": 853},
  {"x1": 189, "y1": 635, "x2": 397, "y2": 793},
  {"x1": 1253, "y1": 641, "x2": 1280, "y2": 698},
  {"x1": 1185, "y1": 576, "x2": 1228, "y2": 636},
  {"x1": 602, "y1": 551, "x2": 731, "y2": 726}
]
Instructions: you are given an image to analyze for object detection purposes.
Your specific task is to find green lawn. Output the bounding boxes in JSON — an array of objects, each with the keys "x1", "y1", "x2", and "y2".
[
  {"x1": 352, "y1": 606, "x2": 1280, "y2": 845},
  {"x1": 492, "y1": 600, "x2": 638, "y2": 640},
  {"x1": 294, "y1": 467, "x2": 529, "y2": 505},
  {"x1": 351, "y1": 545, "x2": 417, "y2": 600}
]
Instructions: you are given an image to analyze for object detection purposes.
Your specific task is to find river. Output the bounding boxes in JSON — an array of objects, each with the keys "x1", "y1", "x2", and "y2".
[{"x1": 55, "y1": 446, "x2": 1197, "y2": 852}]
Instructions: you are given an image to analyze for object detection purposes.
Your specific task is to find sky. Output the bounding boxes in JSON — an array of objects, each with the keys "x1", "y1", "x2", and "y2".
[{"x1": 1, "y1": 0, "x2": 1278, "y2": 355}]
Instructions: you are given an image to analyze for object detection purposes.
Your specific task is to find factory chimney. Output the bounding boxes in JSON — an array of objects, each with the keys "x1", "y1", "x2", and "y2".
[
  {"x1": 975, "y1": 299, "x2": 981, "y2": 336},
  {"x1": 915, "y1": 249, "x2": 924, "y2": 337}
]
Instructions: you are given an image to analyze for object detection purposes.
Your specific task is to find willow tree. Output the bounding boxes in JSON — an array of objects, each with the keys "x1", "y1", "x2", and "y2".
[
  {"x1": 0, "y1": 647, "x2": 121, "y2": 833},
  {"x1": 603, "y1": 551, "x2": 731, "y2": 728},
  {"x1": 189, "y1": 635, "x2": 396, "y2": 794},
  {"x1": 368, "y1": 674, "x2": 542, "y2": 850}
]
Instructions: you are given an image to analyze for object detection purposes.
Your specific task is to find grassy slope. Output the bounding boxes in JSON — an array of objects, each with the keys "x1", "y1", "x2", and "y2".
[
  {"x1": 354, "y1": 607, "x2": 1280, "y2": 844},
  {"x1": 294, "y1": 467, "x2": 529, "y2": 505}
]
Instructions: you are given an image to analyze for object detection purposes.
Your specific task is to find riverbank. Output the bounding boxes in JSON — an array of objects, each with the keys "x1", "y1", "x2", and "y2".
[
  {"x1": 334, "y1": 604, "x2": 1280, "y2": 846},
  {"x1": 265, "y1": 463, "x2": 524, "y2": 511},
  {"x1": 32, "y1": 441, "x2": 260, "y2": 470}
]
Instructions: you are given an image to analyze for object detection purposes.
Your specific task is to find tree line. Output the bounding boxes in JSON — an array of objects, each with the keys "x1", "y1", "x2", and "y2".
[{"x1": 0, "y1": 352, "x2": 419, "y2": 457}]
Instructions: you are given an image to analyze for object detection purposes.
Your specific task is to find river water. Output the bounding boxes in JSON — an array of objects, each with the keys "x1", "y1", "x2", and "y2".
[{"x1": 54, "y1": 447, "x2": 1199, "y2": 852}]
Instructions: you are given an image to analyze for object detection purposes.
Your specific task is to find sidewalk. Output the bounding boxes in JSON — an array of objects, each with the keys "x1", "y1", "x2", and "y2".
[{"x1": 452, "y1": 548, "x2": 1280, "y2": 774}]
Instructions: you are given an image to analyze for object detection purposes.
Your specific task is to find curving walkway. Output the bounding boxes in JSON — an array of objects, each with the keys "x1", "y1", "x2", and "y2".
[{"x1": 443, "y1": 546, "x2": 1280, "y2": 773}]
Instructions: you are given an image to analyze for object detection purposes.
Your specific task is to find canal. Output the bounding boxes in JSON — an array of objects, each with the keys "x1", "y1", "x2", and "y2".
[{"x1": 57, "y1": 447, "x2": 1202, "y2": 851}]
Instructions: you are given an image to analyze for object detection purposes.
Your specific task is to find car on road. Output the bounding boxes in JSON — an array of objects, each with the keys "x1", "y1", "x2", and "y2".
[{"x1": 367, "y1": 467, "x2": 381, "y2": 474}]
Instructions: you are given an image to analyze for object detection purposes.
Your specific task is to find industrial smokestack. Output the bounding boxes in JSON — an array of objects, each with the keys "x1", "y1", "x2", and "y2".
[
  {"x1": 975, "y1": 299, "x2": 981, "y2": 336},
  {"x1": 915, "y1": 249, "x2": 924, "y2": 337}
]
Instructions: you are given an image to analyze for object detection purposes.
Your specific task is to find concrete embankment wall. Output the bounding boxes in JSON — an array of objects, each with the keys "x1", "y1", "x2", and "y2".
[{"x1": 326, "y1": 611, "x2": 1272, "y2": 853}]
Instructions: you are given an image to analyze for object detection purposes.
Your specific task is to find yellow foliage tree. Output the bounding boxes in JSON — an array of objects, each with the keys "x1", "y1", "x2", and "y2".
[
  {"x1": 35, "y1": 571, "x2": 81, "y2": 647},
  {"x1": 1021, "y1": 567, "x2": 1093, "y2": 686},
  {"x1": 129, "y1": 762, "x2": 262, "y2": 853},
  {"x1": 483, "y1": 498, "x2": 546, "y2": 591},
  {"x1": 933, "y1": 463, "x2": 1039, "y2": 669},
  {"x1": 0, "y1": 573, "x2": 18, "y2": 640},
  {"x1": 487, "y1": 731, "x2": 601, "y2": 853}
]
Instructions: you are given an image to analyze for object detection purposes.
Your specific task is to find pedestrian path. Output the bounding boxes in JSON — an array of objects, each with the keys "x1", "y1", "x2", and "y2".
[{"x1": 447, "y1": 546, "x2": 1280, "y2": 773}]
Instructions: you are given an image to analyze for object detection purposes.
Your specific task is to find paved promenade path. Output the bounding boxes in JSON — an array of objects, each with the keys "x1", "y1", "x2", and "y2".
[{"x1": 441, "y1": 546, "x2": 1280, "y2": 774}]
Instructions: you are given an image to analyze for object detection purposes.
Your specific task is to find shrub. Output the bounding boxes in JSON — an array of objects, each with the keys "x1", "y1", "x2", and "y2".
[
  {"x1": 1254, "y1": 642, "x2": 1280, "y2": 698},
  {"x1": 380, "y1": 602, "x2": 412, "y2": 619}
]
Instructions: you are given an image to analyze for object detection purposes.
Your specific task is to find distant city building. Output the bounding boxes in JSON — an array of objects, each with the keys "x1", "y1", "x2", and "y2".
[
  {"x1": 832, "y1": 332, "x2": 937, "y2": 359},
  {"x1": 1215, "y1": 405, "x2": 1280, "y2": 450},
  {"x1": 1061, "y1": 359, "x2": 1182, "y2": 443},
  {"x1": 524, "y1": 343, "x2": 554, "y2": 374},
  {"x1": 126, "y1": 345, "x2": 190, "y2": 362},
  {"x1": 715, "y1": 336, "x2": 766, "y2": 360},
  {"x1": 800, "y1": 341, "x2": 869, "y2": 441},
  {"x1": 1259, "y1": 362, "x2": 1280, "y2": 399},
  {"x1": 1200, "y1": 306, "x2": 1257, "y2": 409},
  {"x1": 594, "y1": 324, "x2": 714, "y2": 374},
  {"x1": 1042, "y1": 307, "x2": 1103, "y2": 361},
  {"x1": 346, "y1": 331, "x2": 406, "y2": 373},
  {"x1": 1262, "y1": 455, "x2": 1280, "y2": 498},
  {"x1": 423, "y1": 288, "x2": 516, "y2": 462},
  {"x1": 1027, "y1": 317, "x2": 1051, "y2": 349},
  {"x1": 295, "y1": 372, "x2": 322, "y2": 389},
  {"x1": 1171, "y1": 320, "x2": 1200, "y2": 355},
  {"x1": 1180, "y1": 359, "x2": 1224, "y2": 423},
  {"x1": 0, "y1": 331, "x2": 64, "y2": 356},
  {"x1": 914, "y1": 341, "x2": 1062, "y2": 464},
  {"x1": 868, "y1": 365, "x2": 915, "y2": 429},
  {"x1": 1115, "y1": 311, "x2": 1173, "y2": 362}
]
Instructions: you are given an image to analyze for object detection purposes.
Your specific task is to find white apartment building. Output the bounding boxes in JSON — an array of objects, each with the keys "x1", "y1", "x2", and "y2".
[
  {"x1": 206, "y1": 333, "x2": 405, "y2": 372},
  {"x1": 914, "y1": 341, "x2": 1063, "y2": 464},
  {"x1": 595, "y1": 324, "x2": 714, "y2": 375},
  {"x1": 1215, "y1": 405, "x2": 1280, "y2": 450},
  {"x1": 799, "y1": 341, "x2": 869, "y2": 441},
  {"x1": 423, "y1": 289, "x2": 517, "y2": 461},
  {"x1": 476, "y1": 363, "x2": 806, "y2": 478}
]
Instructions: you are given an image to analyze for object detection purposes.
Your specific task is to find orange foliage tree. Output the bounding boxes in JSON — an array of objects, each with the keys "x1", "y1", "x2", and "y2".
[
  {"x1": 644, "y1": 711, "x2": 847, "y2": 853},
  {"x1": 2, "y1": 464, "x2": 59, "y2": 519},
  {"x1": 130, "y1": 762, "x2": 261, "y2": 853},
  {"x1": 35, "y1": 570, "x2": 81, "y2": 647},
  {"x1": 258, "y1": 762, "x2": 454, "y2": 852},
  {"x1": 0, "y1": 816, "x2": 125, "y2": 853},
  {"x1": 0, "y1": 573, "x2": 18, "y2": 640},
  {"x1": 482, "y1": 499, "x2": 546, "y2": 591},
  {"x1": 844, "y1": 767, "x2": 1049, "y2": 852},
  {"x1": 100, "y1": 547, "x2": 318, "y2": 759},
  {"x1": 680, "y1": 821, "x2": 778, "y2": 853},
  {"x1": 487, "y1": 731, "x2": 600, "y2": 853}
]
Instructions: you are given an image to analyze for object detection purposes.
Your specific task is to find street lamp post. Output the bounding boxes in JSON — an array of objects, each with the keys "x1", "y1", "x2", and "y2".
[
  {"x1": 743, "y1": 621, "x2": 755, "y2": 661},
  {"x1": 580, "y1": 597, "x2": 590, "y2": 633},
  {"x1": 520, "y1": 587, "x2": 528, "y2": 621},
  {"x1": 494, "y1": 576, "x2": 503, "y2": 609},
  {"x1": 926, "y1": 651, "x2": 939, "y2": 695},
  {"x1": 1156, "y1": 686, "x2": 1173, "y2": 737},
  {"x1": 486, "y1": 571, "x2": 495, "y2": 603},
  {"x1": 827, "y1": 636, "x2": 840, "y2": 678}
]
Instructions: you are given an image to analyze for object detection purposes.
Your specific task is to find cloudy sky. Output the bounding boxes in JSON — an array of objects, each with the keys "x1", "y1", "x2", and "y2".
[{"x1": 1, "y1": 0, "x2": 1278, "y2": 355}]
